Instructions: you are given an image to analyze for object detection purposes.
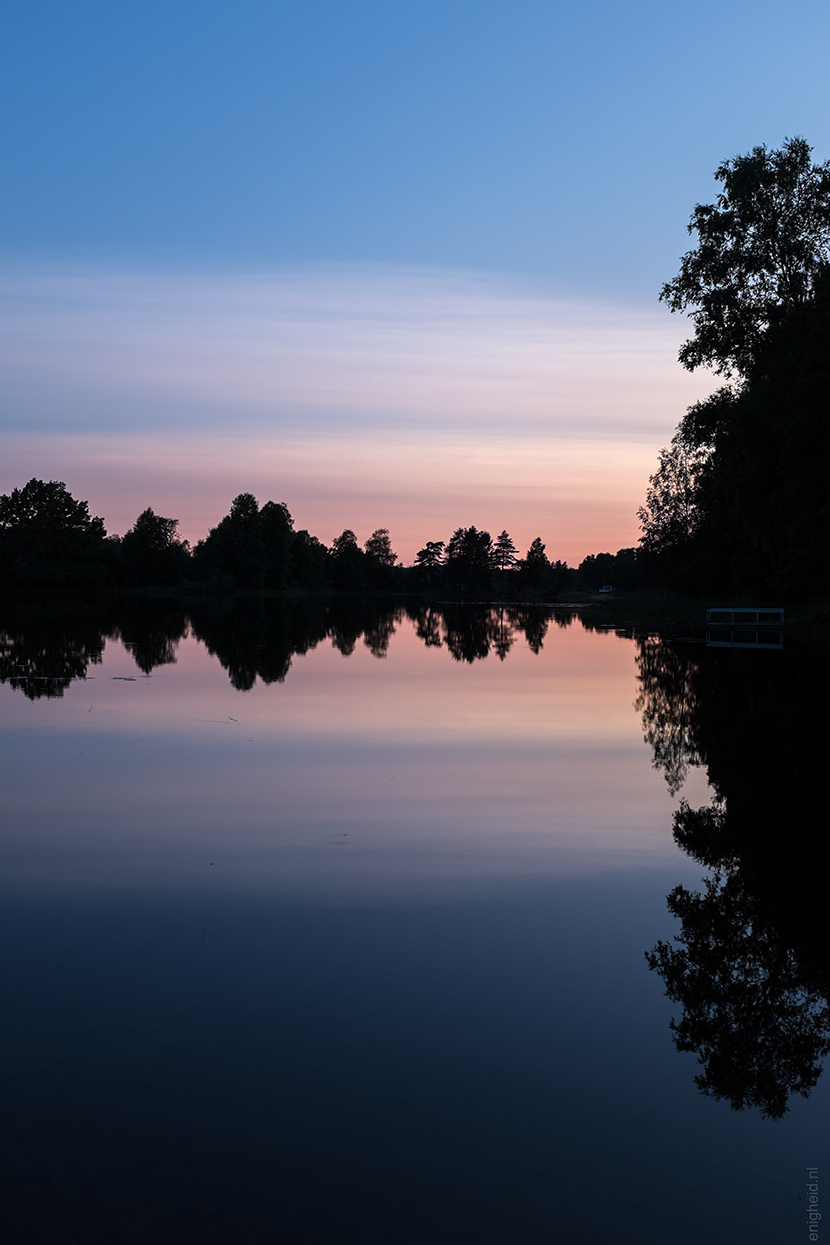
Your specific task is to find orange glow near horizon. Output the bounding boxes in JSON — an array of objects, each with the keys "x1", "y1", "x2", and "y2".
[
  {"x1": 0, "y1": 265, "x2": 715, "y2": 563},
  {"x1": 3, "y1": 429, "x2": 671, "y2": 564}
]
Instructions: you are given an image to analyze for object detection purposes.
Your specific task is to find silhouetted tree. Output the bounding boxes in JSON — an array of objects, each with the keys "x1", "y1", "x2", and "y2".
[
  {"x1": 642, "y1": 137, "x2": 830, "y2": 595},
  {"x1": 121, "y1": 508, "x2": 191, "y2": 586},
  {"x1": 364, "y1": 528, "x2": 397, "y2": 588},
  {"x1": 637, "y1": 439, "x2": 707, "y2": 555},
  {"x1": 364, "y1": 528, "x2": 396, "y2": 567},
  {"x1": 577, "y1": 550, "x2": 640, "y2": 593},
  {"x1": 518, "y1": 537, "x2": 548, "y2": 593},
  {"x1": 494, "y1": 530, "x2": 518, "y2": 589},
  {"x1": 290, "y1": 530, "x2": 330, "y2": 588},
  {"x1": 260, "y1": 500, "x2": 294, "y2": 588},
  {"x1": 330, "y1": 529, "x2": 366, "y2": 590},
  {"x1": 445, "y1": 527, "x2": 494, "y2": 591},
  {"x1": 194, "y1": 493, "x2": 267, "y2": 589},
  {"x1": 660, "y1": 136, "x2": 830, "y2": 379},
  {"x1": 0, "y1": 479, "x2": 108, "y2": 586},
  {"x1": 414, "y1": 540, "x2": 445, "y2": 586}
]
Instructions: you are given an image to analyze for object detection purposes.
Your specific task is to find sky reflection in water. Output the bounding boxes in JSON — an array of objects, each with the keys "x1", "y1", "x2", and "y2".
[
  {"x1": 0, "y1": 609, "x2": 708, "y2": 895},
  {"x1": 0, "y1": 604, "x2": 825, "y2": 1244}
]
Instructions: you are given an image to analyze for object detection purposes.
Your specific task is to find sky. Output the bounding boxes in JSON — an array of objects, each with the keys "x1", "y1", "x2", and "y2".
[{"x1": 1, "y1": 0, "x2": 829, "y2": 562}]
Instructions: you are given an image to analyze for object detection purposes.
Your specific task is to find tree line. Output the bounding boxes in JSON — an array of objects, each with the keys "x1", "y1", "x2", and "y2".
[
  {"x1": 639, "y1": 136, "x2": 830, "y2": 599},
  {"x1": 0, "y1": 476, "x2": 640, "y2": 596}
]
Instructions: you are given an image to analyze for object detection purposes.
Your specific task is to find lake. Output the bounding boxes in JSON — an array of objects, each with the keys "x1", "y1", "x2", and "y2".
[{"x1": 0, "y1": 597, "x2": 826, "y2": 1243}]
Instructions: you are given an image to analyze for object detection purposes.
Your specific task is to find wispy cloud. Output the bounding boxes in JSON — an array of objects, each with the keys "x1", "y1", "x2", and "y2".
[{"x1": 0, "y1": 263, "x2": 712, "y2": 560}]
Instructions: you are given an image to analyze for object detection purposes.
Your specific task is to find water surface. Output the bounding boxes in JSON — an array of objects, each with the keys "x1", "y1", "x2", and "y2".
[{"x1": 0, "y1": 600, "x2": 825, "y2": 1242}]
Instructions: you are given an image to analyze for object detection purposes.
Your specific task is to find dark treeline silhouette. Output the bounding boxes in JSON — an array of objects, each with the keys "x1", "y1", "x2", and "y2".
[
  {"x1": 0, "y1": 597, "x2": 583, "y2": 700},
  {"x1": 640, "y1": 137, "x2": 830, "y2": 598},
  {"x1": 637, "y1": 635, "x2": 830, "y2": 1118},
  {"x1": 0, "y1": 479, "x2": 639, "y2": 597}
]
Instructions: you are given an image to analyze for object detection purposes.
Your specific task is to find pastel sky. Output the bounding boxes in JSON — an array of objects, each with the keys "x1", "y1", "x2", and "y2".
[{"x1": 1, "y1": 1, "x2": 828, "y2": 561}]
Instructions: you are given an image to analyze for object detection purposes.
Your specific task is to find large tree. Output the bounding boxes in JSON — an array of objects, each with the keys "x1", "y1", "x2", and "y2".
[
  {"x1": 444, "y1": 527, "x2": 495, "y2": 591},
  {"x1": 518, "y1": 537, "x2": 549, "y2": 592},
  {"x1": 0, "y1": 478, "x2": 108, "y2": 586},
  {"x1": 121, "y1": 508, "x2": 191, "y2": 586},
  {"x1": 642, "y1": 138, "x2": 830, "y2": 591},
  {"x1": 364, "y1": 528, "x2": 396, "y2": 568},
  {"x1": 414, "y1": 540, "x2": 445, "y2": 575},
  {"x1": 330, "y1": 529, "x2": 366, "y2": 589},
  {"x1": 194, "y1": 493, "x2": 267, "y2": 589},
  {"x1": 363, "y1": 528, "x2": 398, "y2": 588},
  {"x1": 660, "y1": 136, "x2": 830, "y2": 379},
  {"x1": 637, "y1": 438, "x2": 707, "y2": 557}
]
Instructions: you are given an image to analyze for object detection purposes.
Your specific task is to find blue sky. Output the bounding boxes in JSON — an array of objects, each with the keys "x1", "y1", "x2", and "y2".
[{"x1": 1, "y1": 1, "x2": 829, "y2": 557}]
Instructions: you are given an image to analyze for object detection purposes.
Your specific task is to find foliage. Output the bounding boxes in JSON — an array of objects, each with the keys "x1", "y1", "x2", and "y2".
[
  {"x1": 363, "y1": 528, "x2": 399, "y2": 587},
  {"x1": 444, "y1": 526, "x2": 495, "y2": 590},
  {"x1": 0, "y1": 475, "x2": 593, "y2": 600},
  {"x1": 194, "y1": 493, "x2": 266, "y2": 588},
  {"x1": 414, "y1": 540, "x2": 445, "y2": 583},
  {"x1": 660, "y1": 136, "x2": 830, "y2": 378},
  {"x1": 194, "y1": 493, "x2": 295, "y2": 589},
  {"x1": 642, "y1": 137, "x2": 830, "y2": 595},
  {"x1": 0, "y1": 478, "x2": 108, "y2": 586},
  {"x1": 576, "y1": 547, "x2": 640, "y2": 592},
  {"x1": 517, "y1": 537, "x2": 548, "y2": 591},
  {"x1": 637, "y1": 438, "x2": 708, "y2": 555},
  {"x1": 494, "y1": 530, "x2": 518, "y2": 573},
  {"x1": 260, "y1": 501, "x2": 295, "y2": 589},
  {"x1": 330, "y1": 529, "x2": 366, "y2": 589},
  {"x1": 121, "y1": 508, "x2": 191, "y2": 586},
  {"x1": 364, "y1": 528, "x2": 397, "y2": 567},
  {"x1": 290, "y1": 529, "x2": 330, "y2": 588},
  {"x1": 649, "y1": 270, "x2": 830, "y2": 594}
]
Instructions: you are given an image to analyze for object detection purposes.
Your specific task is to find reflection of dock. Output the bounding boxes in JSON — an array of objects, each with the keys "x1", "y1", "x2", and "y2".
[{"x1": 706, "y1": 607, "x2": 783, "y2": 649}]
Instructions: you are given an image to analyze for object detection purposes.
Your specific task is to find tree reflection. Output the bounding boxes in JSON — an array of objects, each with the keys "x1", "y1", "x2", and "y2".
[
  {"x1": 648, "y1": 803, "x2": 830, "y2": 1119},
  {"x1": 0, "y1": 598, "x2": 114, "y2": 699},
  {"x1": 115, "y1": 601, "x2": 188, "y2": 674},
  {"x1": 638, "y1": 637, "x2": 830, "y2": 1117},
  {"x1": 404, "y1": 602, "x2": 556, "y2": 663},
  {"x1": 634, "y1": 637, "x2": 703, "y2": 794},
  {"x1": 410, "y1": 604, "x2": 443, "y2": 648},
  {"x1": 0, "y1": 597, "x2": 570, "y2": 698}
]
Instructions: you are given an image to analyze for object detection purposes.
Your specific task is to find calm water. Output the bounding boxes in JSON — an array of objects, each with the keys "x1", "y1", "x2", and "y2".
[{"x1": 0, "y1": 599, "x2": 826, "y2": 1243}]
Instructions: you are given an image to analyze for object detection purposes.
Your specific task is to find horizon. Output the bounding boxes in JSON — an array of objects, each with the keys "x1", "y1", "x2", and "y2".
[
  {"x1": 0, "y1": 262, "x2": 713, "y2": 564},
  {"x1": 2, "y1": 1, "x2": 828, "y2": 562}
]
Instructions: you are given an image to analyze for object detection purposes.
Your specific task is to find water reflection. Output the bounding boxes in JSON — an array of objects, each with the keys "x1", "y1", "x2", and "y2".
[
  {"x1": 0, "y1": 596, "x2": 111, "y2": 699},
  {"x1": 637, "y1": 636, "x2": 830, "y2": 1117},
  {"x1": 0, "y1": 597, "x2": 578, "y2": 699},
  {"x1": 2, "y1": 597, "x2": 826, "y2": 1238},
  {"x1": 4, "y1": 597, "x2": 825, "y2": 1120}
]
